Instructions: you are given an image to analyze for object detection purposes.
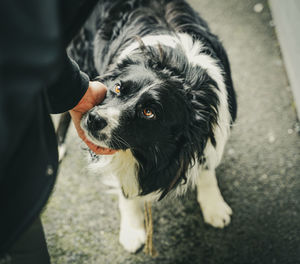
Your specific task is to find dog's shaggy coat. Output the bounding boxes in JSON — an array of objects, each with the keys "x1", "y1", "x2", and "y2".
[{"x1": 68, "y1": 0, "x2": 237, "y2": 252}]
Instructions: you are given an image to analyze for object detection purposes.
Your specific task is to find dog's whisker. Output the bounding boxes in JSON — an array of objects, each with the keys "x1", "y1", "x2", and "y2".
[
  {"x1": 116, "y1": 136, "x2": 130, "y2": 148},
  {"x1": 113, "y1": 134, "x2": 131, "y2": 149}
]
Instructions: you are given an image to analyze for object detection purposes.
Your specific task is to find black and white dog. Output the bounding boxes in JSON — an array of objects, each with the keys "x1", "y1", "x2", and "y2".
[{"x1": 66, "y1": 0, "x2": 237, "y2": 253}]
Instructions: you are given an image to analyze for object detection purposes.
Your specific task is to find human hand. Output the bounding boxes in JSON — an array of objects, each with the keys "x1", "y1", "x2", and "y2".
[{"x1": 69, "y1": 81, "x2": 118, "y2": 155}]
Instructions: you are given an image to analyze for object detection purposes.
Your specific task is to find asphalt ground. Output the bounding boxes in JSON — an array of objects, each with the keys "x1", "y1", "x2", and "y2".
[{"x1": 43, "y1": 0, "x2": 300, "y2": 263}]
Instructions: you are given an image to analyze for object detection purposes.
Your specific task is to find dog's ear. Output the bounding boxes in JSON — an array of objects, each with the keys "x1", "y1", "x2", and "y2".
[
  {"x1": 157, "y1": 141, "x2": 192, "y2": 200},
  {"x1": 154, "y1": 81, "x2": 221, "y2": 200},
  {"x1": 133, "y1": 140, "x2": 192, "y2": 199},
  {"x1": 184, "y1": 68, "x2": 220, "y2": 147},
  {"x1": 151, "y1": 88, "x2": 218, "y2": 200}
]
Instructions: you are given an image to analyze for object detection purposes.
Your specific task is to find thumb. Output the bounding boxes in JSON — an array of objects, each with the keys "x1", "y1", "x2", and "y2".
[{"x1": 89, "y1": 81, "x2": 108, "y2": 105}]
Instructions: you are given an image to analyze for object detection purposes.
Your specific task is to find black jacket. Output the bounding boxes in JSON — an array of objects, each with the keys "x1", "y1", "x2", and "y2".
[{"x1": 0, "y1": 0, "x2": 99, "y2": 252}]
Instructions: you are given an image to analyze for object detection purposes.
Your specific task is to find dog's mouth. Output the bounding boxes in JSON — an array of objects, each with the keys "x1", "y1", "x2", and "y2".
[
  {"x1": 88, "y1": 141, "x2": 118, "y2": 155},
  {"x1": 85, "y1": 131, "x2": 118, "y2": 155},
  {"x1": 81, "y1": 115, "x2": 118, "y2": 155}
]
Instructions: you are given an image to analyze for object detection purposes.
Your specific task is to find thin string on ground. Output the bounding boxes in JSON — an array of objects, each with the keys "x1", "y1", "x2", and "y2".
[{"x1": 144, "y1": 202, "x2": 158, "y2": 257}]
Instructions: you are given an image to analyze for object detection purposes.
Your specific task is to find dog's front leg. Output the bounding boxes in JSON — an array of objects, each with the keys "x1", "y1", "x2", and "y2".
[
  {"x1": 118, "y1": 193, "x2": 146, "y2": 253},
  {"x1": 196, "y1": 169, "x2": 232, "y2": 228}
]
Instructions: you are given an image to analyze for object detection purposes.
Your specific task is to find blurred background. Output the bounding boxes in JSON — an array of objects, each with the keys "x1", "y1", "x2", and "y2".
[{"x1": 44, "y1": 0, "x2": 300, "y2": 263}]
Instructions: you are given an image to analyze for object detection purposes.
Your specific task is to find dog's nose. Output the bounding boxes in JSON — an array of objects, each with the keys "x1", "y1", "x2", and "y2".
[{"x1": 87, "y1": 112, "x2": 107, "y2": 130}]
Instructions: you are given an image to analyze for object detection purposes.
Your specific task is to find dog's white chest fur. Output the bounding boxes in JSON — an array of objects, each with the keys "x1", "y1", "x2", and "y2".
[{"x1": 89, "y1": 150, "x2": 141, "y2": 198}]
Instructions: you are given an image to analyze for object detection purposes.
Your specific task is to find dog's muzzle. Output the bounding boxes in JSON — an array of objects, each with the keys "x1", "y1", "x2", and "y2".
[{"x1": 87, "y1": 112, "x2": 107, "y2": 131}]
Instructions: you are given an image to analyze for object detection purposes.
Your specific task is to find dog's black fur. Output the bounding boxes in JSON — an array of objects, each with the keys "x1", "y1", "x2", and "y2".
[{"x1": 66, "y1": 0, "x2": 237, "y2": 199}]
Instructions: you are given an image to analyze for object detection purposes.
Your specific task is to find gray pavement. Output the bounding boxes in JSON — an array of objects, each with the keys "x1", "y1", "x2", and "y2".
[{"x1": 43, "y1": 0, "x2": 300, "y2": 263}]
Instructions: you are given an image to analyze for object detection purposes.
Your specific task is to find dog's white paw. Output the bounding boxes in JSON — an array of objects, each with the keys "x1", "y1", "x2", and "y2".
[
  {"x1": 119, "y1": 226, "x2": 146, "y2": 253},
  {"x1": 198, "y1": 191, "x2": 232, "y2": 228}
]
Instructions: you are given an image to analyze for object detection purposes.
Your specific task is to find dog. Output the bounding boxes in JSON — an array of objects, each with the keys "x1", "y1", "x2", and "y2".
[{"x1": 65, "y1": 0, "x2": 237, "y2": 253}]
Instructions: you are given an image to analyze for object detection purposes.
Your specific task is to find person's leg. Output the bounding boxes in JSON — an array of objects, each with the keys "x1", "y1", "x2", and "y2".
[{"x1": 7, "y1": 217, "x2": 50, "y2": 264}]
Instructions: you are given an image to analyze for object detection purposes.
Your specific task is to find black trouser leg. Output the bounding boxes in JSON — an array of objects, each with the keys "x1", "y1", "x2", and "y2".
[{"x1": 7, "y1": 217, "x2": 50, "y2": 264}]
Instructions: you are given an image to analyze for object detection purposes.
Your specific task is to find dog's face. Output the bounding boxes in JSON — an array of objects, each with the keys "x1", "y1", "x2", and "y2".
[
  {"x1": 81, "y1": 64, "x2": 188, "y2": 152},
  {"x1": 81, "y1": 46, "x2": 220, "y2": 197}
]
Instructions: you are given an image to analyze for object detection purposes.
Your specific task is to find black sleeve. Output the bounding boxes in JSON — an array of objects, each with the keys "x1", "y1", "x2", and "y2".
[
  {"x1": 46, "y1": 54, "x2": 89, "y2": 114},
  {"x1": 0, "y1": 0, "x2": 94, "y2": 117},
  {"x1": 0, "y1": 0, "x2": 95, "y2": 169},
  {"x1": 0, "y1": 0, "x2": 64, "y2": 111}
]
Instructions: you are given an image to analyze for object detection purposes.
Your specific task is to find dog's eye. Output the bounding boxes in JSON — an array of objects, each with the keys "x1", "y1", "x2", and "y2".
[
  {"x1": 114, "y1": 83, "x2": 121, "y2": 94},
  {"x1": 142, "y1": 108, "x2": 155, "y2": 119}
]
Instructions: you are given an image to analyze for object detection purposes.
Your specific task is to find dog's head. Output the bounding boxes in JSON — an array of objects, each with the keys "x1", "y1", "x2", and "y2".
[{"x1": 81, "y1": 43, "x2": 219, "y2": 199}]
